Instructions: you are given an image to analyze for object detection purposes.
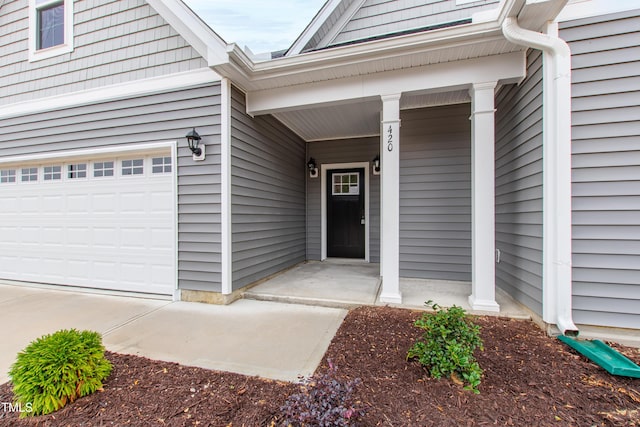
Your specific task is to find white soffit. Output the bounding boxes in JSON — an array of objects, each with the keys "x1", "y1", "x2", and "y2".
[
  {"x1": 517, "y1": 0, "x2": 569, "y2": 31},
  {"x1": 274, "y1": 89, "x2": 473, "y2": 142},
  {"x1": 274, "y1": 100, "x2": 381, "y2": 142}
]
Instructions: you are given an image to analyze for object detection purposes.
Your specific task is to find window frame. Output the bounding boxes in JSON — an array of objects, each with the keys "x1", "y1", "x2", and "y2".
[
  {"x1": 93, "y1": 161, "x2": 115, "y2": 178},
  {"x1": 28, "y1": 0, "x2": 74, "y2": 62},
  {"x1": 151, "y1": 156, "x2": 172, "y2": 174},
  {"x1": 21, "y1": 167, "x2": 39, "y2": 183},
  {"x1": 67, "y1": 162, "x2": 87, "y2": 179},
  {"x1": 43, "y1": 165, "x2": 63, "y2": 181},
  {"x1": 0, "y1": 169, "x2": 17, "y2": 184},
  {"x1": 332, "y1": 172, "x2": 360, "y2": 196},
  {"x1": 121, "y1": 158, "x2": 145, "y2": 177}
]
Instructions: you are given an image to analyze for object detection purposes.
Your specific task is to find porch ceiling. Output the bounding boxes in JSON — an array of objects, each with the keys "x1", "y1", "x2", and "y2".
[{"x1": 273, "y1": 90, "x2": 471, "y2": 142}]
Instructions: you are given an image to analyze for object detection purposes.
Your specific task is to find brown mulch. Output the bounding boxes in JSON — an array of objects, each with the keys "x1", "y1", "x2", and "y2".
[{"x1": 0, "y1": 306, "x2": 638, "y2": 426}]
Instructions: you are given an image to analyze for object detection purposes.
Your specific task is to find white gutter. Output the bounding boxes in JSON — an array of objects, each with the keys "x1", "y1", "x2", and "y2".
[{"x1": 502, "y1": 16, "x2": 578, "y2": 336}]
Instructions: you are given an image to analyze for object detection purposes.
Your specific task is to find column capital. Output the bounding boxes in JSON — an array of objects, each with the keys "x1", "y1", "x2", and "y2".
[
  {"x1": 469, "y1": 81, "x2": 497, "y2": 115},
  {"x1": 380, "y1": 93, "x2": 402, "y2": 102},
  {"x1": 381, "y1": 93, "x2": 401, "y2": 123},
  {"x1": 470, "y1": 81, "x2": 498, "y2": 92}
]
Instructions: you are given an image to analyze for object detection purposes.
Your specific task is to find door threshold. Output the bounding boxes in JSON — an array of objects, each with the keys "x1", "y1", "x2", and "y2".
[{"x1": 322, "y1": 258, "x2": 369, "y2": 265}]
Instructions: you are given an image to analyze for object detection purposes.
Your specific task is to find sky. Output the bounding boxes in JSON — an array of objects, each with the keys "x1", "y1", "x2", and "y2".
[{"x1": 182, "y1": 0, "x2": 327, "y2": 54}]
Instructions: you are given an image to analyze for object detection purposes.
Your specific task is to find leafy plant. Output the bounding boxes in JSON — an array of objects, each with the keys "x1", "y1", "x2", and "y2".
[
  {"x1": 280, "y1": 360, "x2": 366, "y2": 426},
  {"x1": 9, "y1": 329, "x2": 112, "y2": 417},
  {"x1": 407, "y1": 301, "x2": 484, "y2": 393}
]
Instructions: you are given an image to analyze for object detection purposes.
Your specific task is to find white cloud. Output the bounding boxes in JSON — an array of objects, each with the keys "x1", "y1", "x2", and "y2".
[{"x1": 183, "y1": 0, "x2": 326, "y2": 53}]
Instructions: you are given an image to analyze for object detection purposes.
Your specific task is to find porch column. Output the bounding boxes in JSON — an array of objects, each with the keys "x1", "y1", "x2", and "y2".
[
  {"x1": 468, "y1": 82, "x2": 500, "y2": 312},
  {"x1": 379, "y1": 94, "x2": 402, "y2": 303}
]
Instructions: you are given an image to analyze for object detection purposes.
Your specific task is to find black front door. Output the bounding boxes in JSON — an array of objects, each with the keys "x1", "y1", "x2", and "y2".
[{"x1": 327, "y1": 168, "x2": 365, "y2": 258}]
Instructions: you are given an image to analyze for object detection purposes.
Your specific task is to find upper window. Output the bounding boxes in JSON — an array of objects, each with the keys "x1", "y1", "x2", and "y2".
[
  {"x1": 37, "y1": 0, "x2": 65, "y2": 50},
  {"x1": 28, "y1": 0, "x2": 74, "y2": 62}
]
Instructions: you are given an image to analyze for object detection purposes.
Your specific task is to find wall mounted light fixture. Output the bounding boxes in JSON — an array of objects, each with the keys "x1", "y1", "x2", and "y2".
[
  {"x1": 372, "y1": 155, "x2": 380, "y2": 175},
  {"x1": 307, "y1": 157, "x2": 318, "y2": 178},
  {"x1": 186, "y1": 128, "x2": 205, "y2": 161}
]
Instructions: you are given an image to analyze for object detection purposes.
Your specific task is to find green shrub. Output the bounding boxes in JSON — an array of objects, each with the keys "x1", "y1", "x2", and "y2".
[
  {"x1": 9, "y1": 329, "x2": 112, "y2": 417},
  {"x1": 407, "y1": 301, "x2": 484, "y2": 393}
]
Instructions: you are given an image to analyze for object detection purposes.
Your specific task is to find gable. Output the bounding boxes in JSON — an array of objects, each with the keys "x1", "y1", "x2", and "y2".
[
  {"x1": 0, "y1": 0, "x2": 208, "y2": 105},
  {"x1": 292, "y1": 0, "x2": 501, "y2": 54}
]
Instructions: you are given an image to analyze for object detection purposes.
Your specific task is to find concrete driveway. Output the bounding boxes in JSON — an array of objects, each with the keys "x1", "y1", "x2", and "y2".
[{"x1": 0, "y1": 284, "x2": 347, "y2": 384}]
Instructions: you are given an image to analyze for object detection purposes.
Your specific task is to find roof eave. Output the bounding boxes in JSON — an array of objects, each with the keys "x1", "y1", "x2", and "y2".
[{"x1": 218, "y1": 20, "x2": 507, "y2": 92}]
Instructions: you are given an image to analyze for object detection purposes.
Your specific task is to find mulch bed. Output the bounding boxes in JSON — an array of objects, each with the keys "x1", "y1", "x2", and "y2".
[{"x1": 1, "y1": 305, "x2": 638, "y2": 426}]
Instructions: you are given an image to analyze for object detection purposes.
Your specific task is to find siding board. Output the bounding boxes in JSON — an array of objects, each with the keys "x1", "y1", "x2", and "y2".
[
  {"x1": 230, "y1": 86, "x2": 306, "y2": 290},
  {"x1": 399, "y1": 104, "x2": 472, "y2": 280},
  {"x1": 495, "y1": 49, "x2": 544, "y2": 317},
  {"x1": 331, "y1": 0, "x2": 499, "y2": 46},
  {"x1": 561, "y1": 9, "x2": 640, "y2": 329}
]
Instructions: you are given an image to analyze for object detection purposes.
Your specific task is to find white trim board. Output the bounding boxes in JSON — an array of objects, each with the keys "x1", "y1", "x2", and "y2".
[
  {"x1": 321, "y1": 162, "x2": 370, "y2": 262},
  {"x1": 0, "y1": 141, "x2": 177, "y2": 166},
  {"x1": 220, "y1": 78, "x2": 233, "y2": 295},
  {"x1": 0, "y1": 68, "x2": 221, "y2": 120}
]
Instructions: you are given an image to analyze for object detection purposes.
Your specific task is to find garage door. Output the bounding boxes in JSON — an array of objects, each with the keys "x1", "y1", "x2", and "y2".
[{"x1": 0, "y1": 151, "x2": 175, "y2": 295}]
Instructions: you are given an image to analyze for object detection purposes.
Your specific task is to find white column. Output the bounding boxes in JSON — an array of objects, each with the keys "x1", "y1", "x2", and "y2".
[
  {"x1": 220, "y1": 77, "x2": 233, "y2": 295},
  {"x1": 379, "y1": 94, "x2": 402, "y2": 303},
  {"x1": 468, "y1": 82, "x2": 500, "y2": 312}
]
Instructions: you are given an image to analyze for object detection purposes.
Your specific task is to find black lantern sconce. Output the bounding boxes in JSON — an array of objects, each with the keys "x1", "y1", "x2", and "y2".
[
  {"x1": 186, "y1": 128, "x2": 205, "y2": 161},
  {"x1": 372, "y1": 155, "x2": 380, "y2": 175},
  {"x1": 307, "y1": 157, "x2": 318, "y2": 178}
]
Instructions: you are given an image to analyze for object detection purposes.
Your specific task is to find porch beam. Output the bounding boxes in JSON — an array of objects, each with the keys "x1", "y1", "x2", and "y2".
[
  {"x1": 379, "y1": 94, "x2": 402, "y2": 304},
  {"x1": 468, "y1": 82, "x2": 500, "y2": 312},
  {"x1": 246, "y1": 52, "x2": 525, "y2": 116}
]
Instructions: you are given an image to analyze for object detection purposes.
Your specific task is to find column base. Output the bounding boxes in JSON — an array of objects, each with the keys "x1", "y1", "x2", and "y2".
[
  {"x1": 468, "y1": 295, "x2": 500, "y2": 312},
  {"x1": 379, "y1": 291, "x2": 403, "y2": 304}
]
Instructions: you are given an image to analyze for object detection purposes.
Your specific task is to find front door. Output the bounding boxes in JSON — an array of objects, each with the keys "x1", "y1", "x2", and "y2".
[{"x1": 327, "y1": 168, "x2": 365, "y2": 258}]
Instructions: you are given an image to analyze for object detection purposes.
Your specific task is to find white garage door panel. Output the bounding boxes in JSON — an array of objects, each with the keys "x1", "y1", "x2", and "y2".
[{"x1": 0, "y1": 154, "x2": 175, "y2": 295}]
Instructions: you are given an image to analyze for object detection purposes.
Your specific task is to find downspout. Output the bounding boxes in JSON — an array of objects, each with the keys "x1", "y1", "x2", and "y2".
[{"x1": 502, "y1": 17, "x2": 579, "y2": 336}]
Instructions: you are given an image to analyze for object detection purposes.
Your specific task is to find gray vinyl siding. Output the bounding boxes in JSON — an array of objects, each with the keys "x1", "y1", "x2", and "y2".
[
  {"x1": 561, "y1": 9, "x2": 640, "y2": 329},
  {"x1": 399, "y1": 104, "x2": 472, "y2": 281},
  {"x1": 494, "y1": 49, "x2": 544, "y2": 317},
  {"x1": 230, "y1": 87, "x2": 306, "y2": 290},
  {"x1": 306, "y1": 137, "x2": 381, "y2": 262},
  {"x1": 331, "y1": 0, "x2": 499, "y2": 46},
  {"x1": 0, "y1": 83, "x2": 223, "y2": 292},
  {"x1": 298, "y1": 0, "x2": 352, "y2": 53},
  {"x1": 0, "y1": 0, "x2": 207, "y2": 104}
]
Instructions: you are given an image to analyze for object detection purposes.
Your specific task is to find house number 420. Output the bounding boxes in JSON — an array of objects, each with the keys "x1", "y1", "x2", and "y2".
[{"x1": 387, "y1": 125, "x2": 394, "y2": 152}]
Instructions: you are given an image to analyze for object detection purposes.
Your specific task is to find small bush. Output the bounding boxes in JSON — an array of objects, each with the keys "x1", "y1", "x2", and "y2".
[
  {"x1": 407, "y1": 301, "x2": 484, "y2": 393},
  {"x1": 280, "y1": 360, "x2": 366, "y2": 426},
  {"x1": 9, "y1": 329, "x2": 112, "y2": 417}
]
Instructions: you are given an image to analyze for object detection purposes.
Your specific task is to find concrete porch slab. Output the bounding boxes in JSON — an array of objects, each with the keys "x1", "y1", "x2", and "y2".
[
  {"x1": 243, "y1": 261, "x2": 531, "y2": 319},
  {"x1": 243, "y1": 261, "x2": 380, "y2": 308},
  {"x1": 390, "y1": 278, "x2": 532, "y2": 319}
]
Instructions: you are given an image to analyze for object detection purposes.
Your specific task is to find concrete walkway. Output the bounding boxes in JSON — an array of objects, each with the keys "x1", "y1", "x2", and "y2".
[{"x1": 0, "y1": 283, "x2": 347, "y2": 385}]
